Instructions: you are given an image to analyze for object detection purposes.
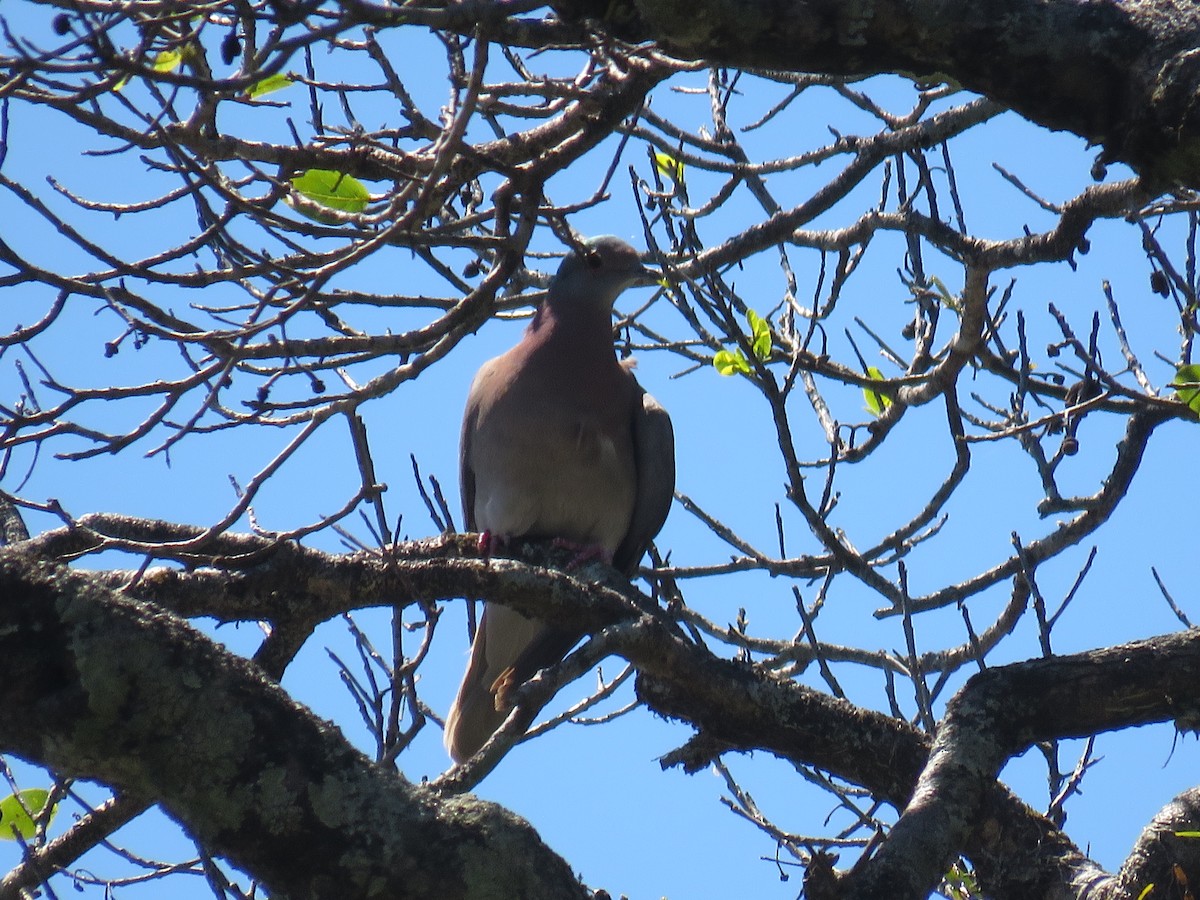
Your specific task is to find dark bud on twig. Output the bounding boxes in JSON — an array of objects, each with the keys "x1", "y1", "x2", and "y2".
[
  {"x1": 1057, "y1": 378, "x2": 1101, "y2": 454},
  {"x1": 220, "y1": 32, "x2": 241, "y2": 66},
  {"x1": 1064, "y1": 379, "x2": 1102, "y2": 407}
]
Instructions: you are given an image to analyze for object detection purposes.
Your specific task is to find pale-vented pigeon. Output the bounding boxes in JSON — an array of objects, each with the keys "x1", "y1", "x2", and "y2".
[{"x1": 444, "y1": 236, "x2": 675, "y2": 763}]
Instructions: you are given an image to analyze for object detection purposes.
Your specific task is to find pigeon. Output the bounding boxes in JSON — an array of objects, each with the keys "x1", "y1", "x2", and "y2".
[{"x1": 445, "y1": 236, "x2": 675, "y2": 763}]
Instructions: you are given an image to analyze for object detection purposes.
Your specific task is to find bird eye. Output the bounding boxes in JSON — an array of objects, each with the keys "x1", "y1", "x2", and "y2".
[{"x1": 584, "y1": 249, "x2": 603, "y2": 269}]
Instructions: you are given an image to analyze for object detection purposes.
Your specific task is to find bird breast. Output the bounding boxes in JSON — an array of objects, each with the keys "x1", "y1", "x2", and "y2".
[{"x1": 467, "y1": 366, "x2": 637, "y2": 554}]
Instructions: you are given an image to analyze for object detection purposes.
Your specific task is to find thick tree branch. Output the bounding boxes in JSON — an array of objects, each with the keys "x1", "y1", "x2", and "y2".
[
  {"x1": 0, "y1": 549, "x2": 589, "y2": 900},
  {"x1": 558, "y1": 0, "x2": 1200, "y2": 185},
  {"x1": 6, "y1": 516, "x2": 1199, "y2": 899},
  {"x1": 630, "y1": 623, "x2": 1104, "y2": 900},
  {"x1": 846, "y1": 631, "x2": 1200, "y2": 900},
  {"x1": 1101, "y1": 788, "x2": 1200, "y2": 900}
]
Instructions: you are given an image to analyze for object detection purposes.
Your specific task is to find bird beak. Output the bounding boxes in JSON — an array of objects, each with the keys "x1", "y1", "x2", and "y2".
[{"x1": 633, "y1": 263, "x2": 662, "y2": 288}]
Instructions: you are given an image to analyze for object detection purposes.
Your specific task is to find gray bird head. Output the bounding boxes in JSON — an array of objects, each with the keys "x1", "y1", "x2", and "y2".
[{"x1": 547, "y1": 236, "x2": 657, "y2": 312}]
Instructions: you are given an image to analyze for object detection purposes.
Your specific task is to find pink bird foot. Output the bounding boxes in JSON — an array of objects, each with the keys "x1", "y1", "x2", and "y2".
[
  {"x1": 477, "y1": 530, "x2": 511, "y2": 558},
  {"x1": 551, "y1": 537, "x2": 614, "y2": 570}
]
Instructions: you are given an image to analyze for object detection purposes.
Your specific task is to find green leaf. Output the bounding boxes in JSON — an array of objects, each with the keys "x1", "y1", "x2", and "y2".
[
  {"x1": 1176, "y1": 830, "x2": 1200, "y2": 838},
  {"x1": 653, "y1": 150, "x2": 685, "y2": 184},
  {"x1": 746, "y1": 308, "x2": 771, "y2": 362},
  {"x1": 1171, "y1": 363, "x2": 1200, "y2": 414},
  {"x1": 246, "y1": 72, "x2": 292, "y2": 99},
  {"x1": 152, "y1": 48, "x2": 182, "y2": 73},
  {"x1": 714, "y1": 309, "x2": 771, "y2": 376},
  {"x1": 0, "y1": 789, "x2": 55, "y2": 840},
  {"x1": 713, "y1": 349, "x2": 751, "y2": 376},
  {"x1": 914, "y1": 274, "x2": 960, "y2": 312},
  {"x1": 1136, "y1": 883, "x2": 1155, "y2": 900},
  {"x1": 942, "y1": 860, "x2": 979, "y2": 900},
  {"x1": 288, "y1": 169, "x2": 369, "y2": 223},
  {"x1": 863, "y1": 366, "x2": 893, "y2": 416}
]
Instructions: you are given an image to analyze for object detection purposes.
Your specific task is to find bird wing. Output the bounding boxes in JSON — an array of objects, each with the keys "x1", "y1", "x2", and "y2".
[{"x1": 613, "y1": 382, "x2": 675, "y2": 575}]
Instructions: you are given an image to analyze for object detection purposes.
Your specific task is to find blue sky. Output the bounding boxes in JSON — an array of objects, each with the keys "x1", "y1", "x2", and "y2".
[{"x1": 2, "y1": 4, "x2": 1198, "y2": 898}]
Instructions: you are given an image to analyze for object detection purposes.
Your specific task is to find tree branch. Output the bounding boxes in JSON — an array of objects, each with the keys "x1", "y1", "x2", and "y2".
[
  {"x1": 559, "y1": 0, "x2": 1200, "y2": 185},
  {"x1": 0, "y1": 549, "x2": 588, "y2": 900},
  {"x1": 846, "y1": 630, "x2": 1200, "y2": 900}
]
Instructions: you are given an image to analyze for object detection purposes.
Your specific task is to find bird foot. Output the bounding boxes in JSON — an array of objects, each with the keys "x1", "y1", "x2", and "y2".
[
  {"x1": 551, "y1": 537, "x2": 614, "y2": 570},
  {"x1": 477, "y1": 530, "x2": 510, "y2": 558}
]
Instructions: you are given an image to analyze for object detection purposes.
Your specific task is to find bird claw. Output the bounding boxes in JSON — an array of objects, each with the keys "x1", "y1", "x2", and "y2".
[
  {"x1": 478, "y1": 530, "x2": 610, "y2": 570},
  {"x1": 551, "y1": 537, "x2": 613, "y2": 570},
  {"x1": 477, "y1": 530, "x2": 509, "y2": 558}
]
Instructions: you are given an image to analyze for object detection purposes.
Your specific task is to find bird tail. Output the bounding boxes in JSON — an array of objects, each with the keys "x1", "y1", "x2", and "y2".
[
  {"x1": 444, "y1": 669, "x2": 510, "y2": 763},
  {"x1": 444, "y1": 605, "x2": 542, "y2": 763},
  {"x1": 444, "y1": 605, "x2": 583, "y2": 763}
]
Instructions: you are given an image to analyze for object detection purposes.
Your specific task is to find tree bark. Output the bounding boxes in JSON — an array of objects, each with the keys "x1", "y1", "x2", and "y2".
[
  {"x1": 7, "y1": 531, "x2": 1200, "y2": 900},
  {"x1": 555, "y1": 0, "x2": 1200, "y2": 186},
  {"x1": 843, "y1": 631, "x2": 1200, "y2": 900},
  {"x1": 0, "y1": 549, "x2": 588, "y2": 900}
]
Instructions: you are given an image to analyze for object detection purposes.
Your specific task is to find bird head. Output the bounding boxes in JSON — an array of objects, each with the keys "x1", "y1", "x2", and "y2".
[{"x1": 547, "y1": 236, "x2": 658, "y2": 313}]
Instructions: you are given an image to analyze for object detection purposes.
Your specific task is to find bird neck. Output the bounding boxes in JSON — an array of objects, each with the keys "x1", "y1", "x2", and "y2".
[{"x1": 529, "y1": 299, "x2": 617, "y2": 357}]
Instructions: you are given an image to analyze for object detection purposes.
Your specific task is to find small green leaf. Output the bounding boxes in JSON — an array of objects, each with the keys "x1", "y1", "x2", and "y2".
[
  {"x1": 713, "y1": 349, "x2": 751, "y2": 377},
  {"x1": 1176, "y1": 831, "x2": 1200, "y2": 839},
  {"x1": 746, "y1": 308, "x2": 771, "y2": 362},
  {"x1": 914, "y1": 274, "x2": 961, "y2": 312},
  {"x1": 863, "y1": 366, "x2": 893, "y2": 416},
  {"x1": 1171, "y1": 363, "x2": 1200, "y2": 414},
  {"x1": 1136, "y1": 883, "x2": 1155, "y2": 900},
  {"x1": 653, "y1": 150, "x2": 685, "y2": 184},
  {"x1": 152, "y1": 48, "x2": 182, "y2": 73},
  {"x1": 0, "y1": 789, "x2": 55, "y2": 840},
  {"x1": 929, "y1": 275, "x2": 955, "y2": 303},
  {"x1": 246, "y1": 72, "x2": 292, "y2": 99},
  {"x1": 714, "y1": 309, "x2": 770, "y2": 376},
  {"x1": 942, "y1": 860, "x2": 979, "y2": 900},
  {"x1": 288, "y1": 169, "x2": 369, "y2": 223}
]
